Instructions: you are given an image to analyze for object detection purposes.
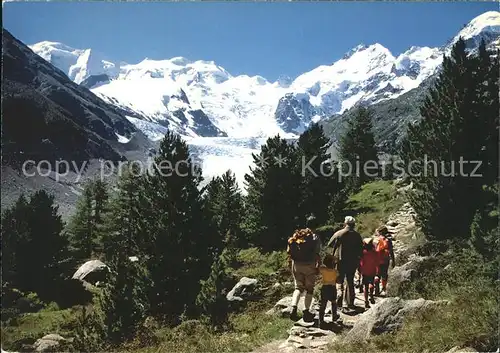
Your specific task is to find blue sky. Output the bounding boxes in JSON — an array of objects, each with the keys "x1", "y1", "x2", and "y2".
[{"x1": 3, "y1": 1, "x2": 498, "y2": 81}]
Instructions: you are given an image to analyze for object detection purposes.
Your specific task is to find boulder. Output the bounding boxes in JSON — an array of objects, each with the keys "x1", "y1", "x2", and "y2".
[
  {"x1": 387, "y1": 255, "x2": 428, "y2": 296},
  {"x1": 226, "y1": 277, "x2": 258, "y2": 302},
  {"x1": 345, "y1": 297, "x2": 449, "y2": 342},
  {"x1": 72, "y1": 259, "x2": 109, "y2": 285},
  {"x1": 266, "y1": 295, "x2": 318, "y2": 317},
  {"x1": 33, "y1": 334, "x2": 66, "y2": 352}
]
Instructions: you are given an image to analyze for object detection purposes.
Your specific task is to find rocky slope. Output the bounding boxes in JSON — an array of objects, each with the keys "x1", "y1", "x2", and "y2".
[{"x1": 2, "y1": 30, "x2": 155, "y2": 218}]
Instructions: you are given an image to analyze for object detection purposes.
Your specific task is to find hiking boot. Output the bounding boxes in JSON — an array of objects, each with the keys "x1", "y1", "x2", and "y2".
[
  {"x1": 303, "y1": 310, "x2": 314, "y2": 323},
  {"x1": 318, "y1": 319, "x2": 328, "y2": 329},
  {"x1": 370, "y1": 296, "x2": 376, "y2": 304},
  {"x1": 365, "y1": 301, "x2": 370, "y2": 309},
  {"x1": 290, "y1": 306, "x2": 299, "y2": 321},
  {"x1": 332, "y1": 312, "x2": 340, "y2": 321}
]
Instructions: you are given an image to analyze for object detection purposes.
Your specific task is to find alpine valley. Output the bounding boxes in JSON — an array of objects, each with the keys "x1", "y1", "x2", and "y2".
[{"x1": 2, "y1": 11, "x2": 499, "y2": 216}]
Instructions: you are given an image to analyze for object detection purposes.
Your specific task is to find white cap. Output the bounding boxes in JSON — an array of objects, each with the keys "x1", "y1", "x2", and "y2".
[{"x1": 344, "y1": 216, "x2": 356, "y2": 224}]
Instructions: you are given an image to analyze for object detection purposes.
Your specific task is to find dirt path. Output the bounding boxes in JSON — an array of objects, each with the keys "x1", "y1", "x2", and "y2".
[{"x1": 253, "y1": 290, "x2": 385, "y2": 353}]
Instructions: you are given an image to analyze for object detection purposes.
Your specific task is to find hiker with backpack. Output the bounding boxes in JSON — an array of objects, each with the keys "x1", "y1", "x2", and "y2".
[
  {"x1": 328, "y1": 216, "x2": 363, "y2": 311},
  {"x1": 286, "y1": 216, "x2": 321, "y2": 322},
  {"x1": 374, "y1": 225, "x2": 395, "y2": 296}
]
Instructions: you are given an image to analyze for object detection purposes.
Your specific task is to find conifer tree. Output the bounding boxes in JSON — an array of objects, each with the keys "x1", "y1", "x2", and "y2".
[
  {"x1": 1, "y1": 191, "x2": 68, "y2": 302},
  {"x1": 98, "y1": 252, "x2": 150, "y2": 344},
  {"x1": 196, "y1": 248, "x2": 232, "y2": 328},
  {"x1": 73, "y1": 305, "x2": 105, "y2": 352},
  {"x1": 103, "y1": 165, "x2": 153, "y2": 260},
  {"x1": 1, "y1": 195, "x2": 29, "y2": 288},
  {"x1": 297, "y1": 123, "x2": 344, "y2": 225},
  {"x1": 67, "y1": 182, "x2": 94, "y2": 258},
  {"x1": 204, "y1": 170, "x2": 244, "y2": 249},
  {"x1": 145, "y1": 131, "x2": 213, "y2": 322},
  {"x1": 243, "y1": 135, "x2": 301, "y2": 252},
  {"x1": 400, "y1": 38, "x2": 499, "y2": 240},
  {"x1": 67, "y1": 179, "x2": 110, "y2": 259},
  {"x1": 338, "y1": 106, "x2": 379, "y2": 190}
]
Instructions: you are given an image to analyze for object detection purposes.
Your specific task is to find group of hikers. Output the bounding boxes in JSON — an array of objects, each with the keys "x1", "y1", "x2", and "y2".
[{"x1": 286, "y1": 215, "x2": 395, "y2": 327}]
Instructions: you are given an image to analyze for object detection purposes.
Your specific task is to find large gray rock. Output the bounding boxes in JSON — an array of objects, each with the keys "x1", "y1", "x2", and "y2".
[
  {"x1": 345, "y1": 297, "x2": 449, "y2": 342},
  {"x1": 388, "y1": 255, "x2": 428, "y2": 296},
  {"x1": 72, "y1": 259, "x2": 109, "y2": 285},
  {"x1": 33, "y1": 334, "x2": 66, "y2": 352},
  {"x1": 226, "y1": 277, "x2": 258, "y2": 302}
]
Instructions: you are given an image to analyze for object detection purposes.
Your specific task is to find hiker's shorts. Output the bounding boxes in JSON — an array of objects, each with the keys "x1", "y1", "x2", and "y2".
[
  {"x1": 320, "y1": 284, "x2": 337, "y2": 303},
  {"x1": 292, "y1": 261, "x2": 317, "y2": 293}
]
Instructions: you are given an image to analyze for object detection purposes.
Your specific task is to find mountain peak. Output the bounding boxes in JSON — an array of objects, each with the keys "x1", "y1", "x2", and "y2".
[
  {"x1": 450, "y1": 10, "x2": 500, "y2": 48},
  {"x1": 342, "y1": 44, "x2": 367, "y2": 59},
  {"x1": 341, "y1": 43, "x2": 392, "y2": 61},
  {"x1": 170, "y1": 56, "x2": 192, "y2": 65}
]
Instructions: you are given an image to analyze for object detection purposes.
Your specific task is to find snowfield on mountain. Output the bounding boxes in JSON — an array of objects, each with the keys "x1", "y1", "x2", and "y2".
[{"x1": 29, "y1": 11, "x2": 500, "y2": 141}]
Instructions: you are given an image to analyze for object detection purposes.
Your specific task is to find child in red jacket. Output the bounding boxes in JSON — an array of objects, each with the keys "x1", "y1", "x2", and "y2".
[{"x1": 359, "y1": 238, "x2": 380, "y2": 309}]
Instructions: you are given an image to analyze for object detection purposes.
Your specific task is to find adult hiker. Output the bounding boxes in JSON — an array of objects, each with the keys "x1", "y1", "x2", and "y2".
[
  {"x1": 374, "y1": 225, "x2": 395, "y2": 296},
  {"x1": 287, "y1": 215, "x2": 321, "y2": 322},
  {"x1": 328, "y1": 216, "x2": 363, "y2": 311}
]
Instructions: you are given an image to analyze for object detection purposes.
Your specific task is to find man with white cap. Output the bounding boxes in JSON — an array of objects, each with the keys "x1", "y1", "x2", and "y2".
[{"x1": 327, "y1": 216, "x2": 363, "y2": 310}]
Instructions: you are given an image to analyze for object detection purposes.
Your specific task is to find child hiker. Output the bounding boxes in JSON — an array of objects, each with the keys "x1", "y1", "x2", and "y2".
[
  {"x1": 359, "y1": 238, "x2": 380, "y2": 309},
  {"x1": 374, "y1": 226, "x2": 395, "y2": 296},
  {"x1": 318, "y1": 254, "x2": 340, "y2": 327}
]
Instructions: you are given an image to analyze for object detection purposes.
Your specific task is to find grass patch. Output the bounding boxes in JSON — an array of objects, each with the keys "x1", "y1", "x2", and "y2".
[
  {"x1": 343, "y1": 180, "x2": 406, "y2": 236},
  {"x1": 125, "y1": 312, "x2": 290, "y2": 353},
  {"x1": 1, "y1": 306, "x2": 80, "y2": 351},
  {"x1": 232, "y1": 247, "x2": 289, "y2": 282}
]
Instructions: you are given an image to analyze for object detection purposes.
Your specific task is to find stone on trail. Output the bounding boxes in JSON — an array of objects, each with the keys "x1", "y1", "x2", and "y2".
[{"x1": 226, "y1": 277, "x2": 258, "y2": 302}]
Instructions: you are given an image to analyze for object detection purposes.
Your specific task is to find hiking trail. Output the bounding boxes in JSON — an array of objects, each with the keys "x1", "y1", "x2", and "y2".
[{"x1": 252, "y1": 201, "x2": 418, "y2": 353}]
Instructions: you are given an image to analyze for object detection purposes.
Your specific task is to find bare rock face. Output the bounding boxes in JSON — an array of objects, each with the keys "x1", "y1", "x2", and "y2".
[{"x1": 344, "y1": 297, "x2": 449, "y2": 342}]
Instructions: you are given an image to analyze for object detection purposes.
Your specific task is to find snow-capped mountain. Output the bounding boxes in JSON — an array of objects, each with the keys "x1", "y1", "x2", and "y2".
[
  {"x1": 29, "y1": 11, "x2": 499, "y2": 141},
  {"x1": 30, "y1": 41, "x2": 119, "y2": 84}
]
